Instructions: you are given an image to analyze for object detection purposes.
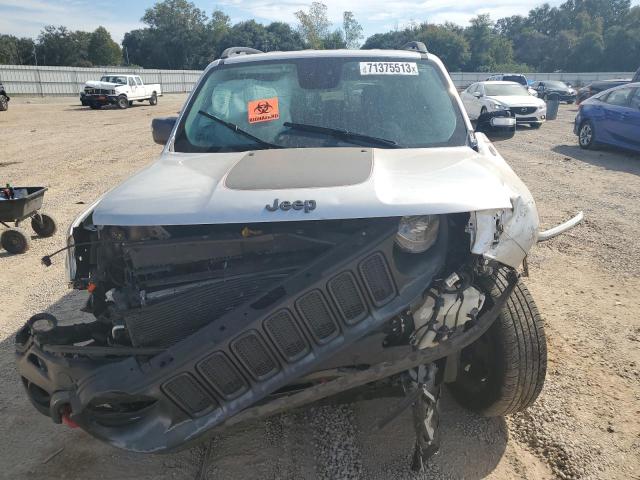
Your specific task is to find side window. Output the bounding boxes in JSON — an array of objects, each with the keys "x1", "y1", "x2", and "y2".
[
  {"x1": 604, "y1": 88, "x2": 633, "y2": 107},
  {"x1": 476, "y1": 84, "x2": 484, "y2": 96},
  {"x1": 135, "y1": 77, "x2": 143, "y2": 86},
  {"x1": 630, "y1": 89, "x2": 640, "y2": 111},
  {"x1": 128, "y1": 77, "x2": 135, "y2": 87},
  {"x1": 466, "y1": 83, "x2": 476, "y2": 93}
]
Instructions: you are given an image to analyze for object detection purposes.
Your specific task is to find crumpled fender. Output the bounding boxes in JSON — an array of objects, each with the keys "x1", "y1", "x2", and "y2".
[{"x1": 468, "y1": 134, "x2": 540, "y2": 268}]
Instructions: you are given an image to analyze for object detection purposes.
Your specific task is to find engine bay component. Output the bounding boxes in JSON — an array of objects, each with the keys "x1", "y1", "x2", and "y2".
[{"x1": 412, "y1": 273, "x2": 485, "y2": 349}]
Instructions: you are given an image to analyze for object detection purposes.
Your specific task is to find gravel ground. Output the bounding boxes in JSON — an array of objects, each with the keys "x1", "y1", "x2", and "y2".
[{"x1": 0, "y1": 96, "x2": 638, "y2": 480}]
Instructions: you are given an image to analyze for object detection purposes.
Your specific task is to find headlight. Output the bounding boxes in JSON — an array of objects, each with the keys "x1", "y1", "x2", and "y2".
[
  {"x1": 396, "y1": 215, "x2": 440, "y2": 253},
  {"x1": 488, "y1": 102, "x2": 508, "y2": 111}
]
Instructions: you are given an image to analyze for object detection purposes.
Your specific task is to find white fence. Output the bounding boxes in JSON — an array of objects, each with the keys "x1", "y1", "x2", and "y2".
[
  {"x1": 0, "y1": 65, "x2": 203, "y2": 96},
  {"x1": 450, "y1": 71, "x2": 634, "y2": 88},
  {"x1": 0, "y1": 64, "x2": 635, "y2": 96}
]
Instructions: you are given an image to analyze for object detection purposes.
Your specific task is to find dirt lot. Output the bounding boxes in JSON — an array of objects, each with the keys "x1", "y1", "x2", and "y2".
[{"x1": 0, "y1": 96, "x2": 638, "y2": 480}]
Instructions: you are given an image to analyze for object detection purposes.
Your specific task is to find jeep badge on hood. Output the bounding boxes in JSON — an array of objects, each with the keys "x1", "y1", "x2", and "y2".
[{"x1": 266, "y1": 198, "x2": 316, "y2": 213}]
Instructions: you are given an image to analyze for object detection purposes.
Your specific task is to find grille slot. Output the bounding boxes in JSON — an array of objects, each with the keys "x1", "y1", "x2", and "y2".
[
  {"x1": 162, "y1": 373, "x2": 215, "y2": 416},
  {"x1": 359, "y1": 253, "x2": 396, "y2": 307},
  {"x1": 197, "y1": 352, "x2": 248, "y2": 400},
  {"x1": 296, "y1": 290, "x2": 339, "y2": 343},
  {"x1": 328, "y1": 272, "x2": 368, "y2": 325},
  {"x1": 231, "y1": 331, "x2": 280, "y2": 381},
  {"x1": 264, "y1": 310, "x2": 310, "y2": 362}
]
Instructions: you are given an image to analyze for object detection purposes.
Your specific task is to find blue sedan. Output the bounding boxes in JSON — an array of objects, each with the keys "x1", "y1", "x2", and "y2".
[{"x1": 574, "y1": 82, "x2": 640, "y2": 152}]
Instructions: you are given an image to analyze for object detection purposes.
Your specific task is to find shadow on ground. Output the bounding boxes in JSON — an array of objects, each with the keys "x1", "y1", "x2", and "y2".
[
  {"x1": 2, "y1": 290, "x2": 507, "y2": 479},
  {"x1": 553, "y1": 144, "x2": 640, "y2": 176}
]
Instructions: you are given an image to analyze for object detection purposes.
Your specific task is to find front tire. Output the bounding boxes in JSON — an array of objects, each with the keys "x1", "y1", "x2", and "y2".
[
  {"x1": 0, "y1": 95, "x2": 8, "y2": 111},
  {"x1": 117, "y1": 95, "x2": 129, "y2": 109},
  {"x1": 448, "y1": 268, "x2": 547, "y2": 417},
  {"x1": 578, "y1": 120, "x2": 596, "y2": 149}
]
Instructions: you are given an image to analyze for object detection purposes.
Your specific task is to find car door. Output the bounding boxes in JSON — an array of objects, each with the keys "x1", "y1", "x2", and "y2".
[
  {"x1": 599, "y1": 87, "x2": 634, "y2": 147},
  {"x1": 471, "y1": 84, "x2": 486, "y2": 118},
  {"x1": 135, "y1": 77, "x2": 145, "y2": 96},
  {"x1": 618, "y1": 88, "x2": 640, "y2": 151},
  {"x1": 460, "y1": 83, "x2": 477, "y2": 118},
  {"x1": 128, "y1": 77, "x2": 138, "y2": 99}
]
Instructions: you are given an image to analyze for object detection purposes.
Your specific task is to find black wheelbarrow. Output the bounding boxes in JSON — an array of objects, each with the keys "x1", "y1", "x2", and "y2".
[{"x1": 0, "y1": 187, "x2": 57, "y2": 254}]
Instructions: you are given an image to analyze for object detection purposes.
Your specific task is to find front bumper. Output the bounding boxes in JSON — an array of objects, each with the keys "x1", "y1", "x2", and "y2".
[
  {"x1": 16, "y1": 219, "x2": 477, "y2": 452},
  {"x1": 81, "y1": 94, "x2": 118, "y2": 106}
]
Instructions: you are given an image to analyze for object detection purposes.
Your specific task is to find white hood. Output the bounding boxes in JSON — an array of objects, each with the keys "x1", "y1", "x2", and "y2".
[
  {"x1": 85, "y1": 80, "x2": 123, "y2": 89},
  {"x1": 92, "y1": 145, "x2": 531, "y2": 227},
  {"x1": 488, "y1": 95, "x2": 544, "y2": 107}
]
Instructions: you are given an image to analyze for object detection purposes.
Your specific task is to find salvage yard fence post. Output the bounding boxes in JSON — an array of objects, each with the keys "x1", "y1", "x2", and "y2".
[{"x1": 0, "y1": 65, "x2": 635, "y2": 96}]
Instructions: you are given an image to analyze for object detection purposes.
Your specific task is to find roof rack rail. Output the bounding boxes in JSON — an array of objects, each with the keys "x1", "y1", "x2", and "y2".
[
  {"x1": 401, "y1": 41, "x2": 428, "y2": 54},
  {"x1": 220, "y1": 47, "x2": 264, "y2": 59}
]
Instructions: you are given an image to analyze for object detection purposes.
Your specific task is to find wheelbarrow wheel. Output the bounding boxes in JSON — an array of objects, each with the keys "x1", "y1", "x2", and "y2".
[
  {"x1": 31, "y1": 213, "x2": 57, "y2": 237},
  {"x1": 1, "y1": 227, "x2": 30, "y2": 254}
]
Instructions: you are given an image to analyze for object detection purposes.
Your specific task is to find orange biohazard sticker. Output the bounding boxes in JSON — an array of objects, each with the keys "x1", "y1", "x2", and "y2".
[{"x1": 248, "y1": 97, "x2": 280, "y2": 124}]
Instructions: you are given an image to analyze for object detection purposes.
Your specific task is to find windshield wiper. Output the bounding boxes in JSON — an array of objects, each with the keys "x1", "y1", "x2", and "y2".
[
  {"x1": 283, "y1": 122, "x2": 401, "y2": 148},
  {"x1": 197, "y1": 110, "x2": 282, "y2": 149}
]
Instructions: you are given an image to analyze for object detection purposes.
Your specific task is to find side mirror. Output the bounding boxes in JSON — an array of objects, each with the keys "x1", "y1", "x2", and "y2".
[
  {"x1": 152, "y1": 116, "x2": 178, "y2": 145},
  {"x1": 473, "y1": 92, "x2": 482, "y2": 98},
  {"x1": 475, "y1": 111, "x2": 516, "y2": 141}
]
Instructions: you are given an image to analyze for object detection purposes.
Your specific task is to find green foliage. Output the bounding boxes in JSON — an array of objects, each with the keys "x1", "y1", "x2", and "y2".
[
  {"x1": 343, "y1": 12, "x2": 363, "y2": 49},
  {"x1": 0, "y1": 35, "x2": 36, "y2": 64},
  {"x1": 2, "y1": 0, "x2": 638, "y2": 73},
  {"x1": 294, "y1": 2, "x2": 330, "y2": 49},
  {"x1": 88, "y1": 27, "x2": 122, "y2": 66}
]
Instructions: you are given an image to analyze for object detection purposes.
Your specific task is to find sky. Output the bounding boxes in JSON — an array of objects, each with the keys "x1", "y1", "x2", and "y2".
[{"x1": 0, "y1": 0, "x2": 638, "y2": 43}]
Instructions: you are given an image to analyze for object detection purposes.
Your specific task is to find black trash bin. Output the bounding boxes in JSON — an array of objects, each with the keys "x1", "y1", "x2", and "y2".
[{"x1": 546, "y1": 92, "x2": 560, "y2": 120}]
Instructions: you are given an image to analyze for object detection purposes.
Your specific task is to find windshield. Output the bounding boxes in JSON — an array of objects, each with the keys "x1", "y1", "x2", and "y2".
[
  {"x1": 485, "y1": 84, "x2": 529, "y2": 96},
  {"x1": 174, "y1": 57, "x2": 467, "y2": 152},
  {"x1": 502, "y1": 75, "x2": 527, "y2": 85},
  {"x1": 544, "y1": 81, "x2": 569, "y2": 89},
  {"x1": 100, "y1": 76, "x2": 127, "y2": 85}
]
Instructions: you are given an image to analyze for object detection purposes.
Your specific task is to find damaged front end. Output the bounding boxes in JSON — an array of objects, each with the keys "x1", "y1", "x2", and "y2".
[{"x1": 17, "y1": 211, "x2": 520, "y2": 460}]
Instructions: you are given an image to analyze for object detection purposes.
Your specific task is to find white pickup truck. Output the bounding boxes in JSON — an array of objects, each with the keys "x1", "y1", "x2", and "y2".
[{"x1": 80, "y1": 74, "x2": 162, "y2": 109}]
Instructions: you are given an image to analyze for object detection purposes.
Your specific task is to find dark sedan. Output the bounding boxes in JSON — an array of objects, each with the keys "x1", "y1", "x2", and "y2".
[
  {"x1": 576, "y1": 79, "x2": 631, "y2": 104},
  {"x1": 574, "y1": 82, "x2": 640, "y2": 153},
  {"x1": 531, "y1": 80, "x2": 577, "y2": 103}
]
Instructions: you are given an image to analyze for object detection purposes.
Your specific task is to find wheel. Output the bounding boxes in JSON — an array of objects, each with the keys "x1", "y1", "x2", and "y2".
[
  {"x1": 0, "y1": 95, "x2": 8, "y2": 111},
  {"x1": 128, "y1": 100, "x2": 134, "y2": 107},
  {"x1": 31, "y1": 213, "x2": 57, "y2": 237},
  {"x1": 149, "y1": 92, "x2": 158, "y2": 106},
  {"x1": 448, "y1": 267, "x2": 547, "y2": 417},
  {"x1": 578, "y1": 120, "x2": 596, "y2": 149},
  {"x1": 529, "y1": 122, "x2": 542, "y2": 129},
  {"x1": 117, "y1": 96, "x2": 129, "y2": 109},
  {"x1": 90, "y1": 105, "x2": 101, "y2": 110},
  {"x1": 1, "y1": 227, "x2": 30, "y2": 254}
]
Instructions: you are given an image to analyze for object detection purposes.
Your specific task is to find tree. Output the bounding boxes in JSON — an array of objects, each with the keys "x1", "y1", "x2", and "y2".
[
  {"x1": 420, "y1": 24, "x2": 470, "y2": 71},
  {"x1": 0, "y1": 35, "x2": 36, "y2": 65},
  {"x1": 295, "y1": 2, "x2": 330, "y2": 48},
  {"x1": 141, "y1": 0, "x2": 210, "y2": 68},
  {"x1": 265, "y1": 23, "x2": 305, "y2": 52},
  {"x1": 88, "y1": 26, "x2": 121, "y2": 66},
  {"x1": 36, "y1": 25, "x2": 91, "y2": 66},
  {"x1": 343, "y1": 11, "x2": 363, "y2": 49}
]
